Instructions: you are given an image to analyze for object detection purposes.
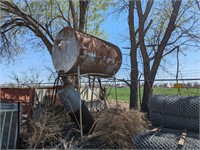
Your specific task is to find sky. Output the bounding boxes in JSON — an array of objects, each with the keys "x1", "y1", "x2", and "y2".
[{"x1": 0, "y1": 2, "x2": 200, "y2": 85}]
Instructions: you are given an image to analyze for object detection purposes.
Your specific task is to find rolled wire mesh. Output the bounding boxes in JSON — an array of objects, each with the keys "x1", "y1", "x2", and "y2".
[
  {"x1": 150, "y1": 113, "x2": 199, "y2": 132},
  {"x1": 133, "y1": 128, "x2": 200, "y2": 150},
  {"x1": 149, "y1": 95, "x2": 200, "y2": 117},
  {"x1": 148, "y1": 95, "x2": 200, "y2": 131}
]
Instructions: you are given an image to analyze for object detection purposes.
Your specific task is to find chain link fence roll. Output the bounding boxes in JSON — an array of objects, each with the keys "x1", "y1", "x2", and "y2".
[
  {"x1": 148, "y1": 95, "x2": 200, "y2": 118},
  {"x1": 150, "y1": 113, "x2": 199, "y2": 132},
  {"x1": 148, "y1": 95, "x2": 200, "y2": 132},
  {"x1": 133, "y1": 128, "x2": 200, "y2": 150}
]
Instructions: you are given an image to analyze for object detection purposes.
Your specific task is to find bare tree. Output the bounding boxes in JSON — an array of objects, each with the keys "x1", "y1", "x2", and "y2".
[
  {"x1": 0, "y1": 0, "x2": 108, "y2": 61},
  {"x1": 9, "y1": 69, "x2": 42, "y2": 87},
  {"x1": 126, "y1": 0, "x2": 200, "y2": 113}
]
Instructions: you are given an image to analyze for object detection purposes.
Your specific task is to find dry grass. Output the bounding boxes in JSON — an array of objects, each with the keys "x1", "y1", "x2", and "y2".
[
  {"x1": 94, "y1": 108, "x2": 148, "y2": 149},
  {"x1": 24, "y1": 106, "x2": 70, "y2": 149},
  {"x1": 20, "y1": 101, "x2": 148, "y2": 149}
]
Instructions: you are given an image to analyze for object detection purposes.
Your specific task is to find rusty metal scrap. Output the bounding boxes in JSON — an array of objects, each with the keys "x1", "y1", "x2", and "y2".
[
  {"x1": 52, "y1": 27, "x2": 122, "y2": 77},
  {"x1": 0, "y1": 88, "x2": 34, "y2": 117}
]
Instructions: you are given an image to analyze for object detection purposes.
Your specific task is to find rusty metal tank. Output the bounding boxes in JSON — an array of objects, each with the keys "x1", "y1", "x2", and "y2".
[{"x1": 52, "y1": 27, "x2": 122, "y2": 77}]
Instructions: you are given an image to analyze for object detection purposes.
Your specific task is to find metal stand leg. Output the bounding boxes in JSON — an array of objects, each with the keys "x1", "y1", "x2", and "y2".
[{"x1": 78, "y1": 66, "x2": 83, "y2": 141}]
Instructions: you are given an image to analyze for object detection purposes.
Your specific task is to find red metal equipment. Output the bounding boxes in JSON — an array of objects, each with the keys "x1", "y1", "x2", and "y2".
[{"x1": 0, "y1": 88, "x2": 34, "y2": 117}]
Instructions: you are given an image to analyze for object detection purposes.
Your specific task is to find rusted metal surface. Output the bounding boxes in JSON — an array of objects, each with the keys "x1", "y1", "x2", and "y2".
[
  {"x1": 0, "y1": 88, "x2": 34, "y2": 117},
  {"x1": 52, "y1": 27, "x2": 122, "y2": 77}
]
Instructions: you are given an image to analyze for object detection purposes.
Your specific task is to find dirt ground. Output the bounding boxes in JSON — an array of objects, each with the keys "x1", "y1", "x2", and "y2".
[{"x1": 107, "y1": 100, "x2": 130, "y2": 110}]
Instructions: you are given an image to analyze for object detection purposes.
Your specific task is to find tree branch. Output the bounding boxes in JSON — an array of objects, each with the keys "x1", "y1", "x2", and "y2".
[
  {"x1": 68, "y1": 0, "x2": 78, "y2": 29},
  {"x1": 24, "y1": 0, "x2": 32, "y2": 16},
  {"x1": 0, "y1": 0, "x2": 53, "y2": 54},
  {"x1": 143, "y1": 0, "x2": 154, "y2": 22},
  {"x1": 56, "y1": 1, "x2": 71, "y2": 27},
  {"x1": 136, "y1": 0, "x2": 153, "y2": 63},
  {"x1": 150, "y1": 0, "x2": 182, "y2": 78}
]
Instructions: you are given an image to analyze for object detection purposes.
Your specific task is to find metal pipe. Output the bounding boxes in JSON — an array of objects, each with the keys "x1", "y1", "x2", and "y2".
[
  {"x1": 90, "y1": 77, "x2": 95, "y2": 109},
  {"x1": 17, "y1": 101, "x2": 20, "y2": 148},
  {"x1": 58, "y1": 83, "x2": 95, "y2": 134},
  {"x1": 14, "y1": 118, "x2": 18, "y2": 149},
  {"x1": 0, "y1": 112, "x2": 6, "y2": 148},
  {"x1": 78, "y1": 66, "x2": 83, "y2": 141},
  {"x1": 7, "y1": 111, "x2": 13, "y2": 149},
  {"x1": 1, "y1": 78, "x2": 199, "y2": 87}
]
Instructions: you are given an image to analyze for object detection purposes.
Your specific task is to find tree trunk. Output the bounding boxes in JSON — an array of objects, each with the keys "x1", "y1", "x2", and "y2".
[
  {"x1": 136, "y1": 0, "x2": 153, "y2": 112},
  {"x1": 68, "y1": 0, "x2": 78, "y2": 29},
  {"x1": 141, "y1": 80, "x2": 153, "y2": 114},
  {"x1": 139, "y1": 0, "x2": 182, "y2": 114},
  {"x1": 140, "y1": 60, "x2": 152, "y2": 114},
  {"x1": 128, "y1": 1, "x2": 138, "y2": 109},
  {"x1": 79, "y1": 0, "x2": 89, "y2": 31},
  {"x1": 129, "y1": 35, "x2": 138, "y2": 109},
  {"x1": 130, "y1": 70, "x2": 138, "y2": 108}
]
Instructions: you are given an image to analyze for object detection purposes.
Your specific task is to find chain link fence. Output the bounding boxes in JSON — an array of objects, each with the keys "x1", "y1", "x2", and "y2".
[
  {"x1": 149, "y1": 95, "x2": 199, "y2": 132},
  {"x1": 133, "y1": 128, "x2": 200, "y2": 149}
]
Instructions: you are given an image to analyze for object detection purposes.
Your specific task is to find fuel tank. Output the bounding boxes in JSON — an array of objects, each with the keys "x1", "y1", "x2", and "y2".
[{"x1": 52, "y1": 27, "x2": 122, "y2": 77}]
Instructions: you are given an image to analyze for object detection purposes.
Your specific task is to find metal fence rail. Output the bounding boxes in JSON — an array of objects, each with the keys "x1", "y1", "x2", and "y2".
[{"x1": 0, "y1": 103, "x2": 23, "y2": 149}]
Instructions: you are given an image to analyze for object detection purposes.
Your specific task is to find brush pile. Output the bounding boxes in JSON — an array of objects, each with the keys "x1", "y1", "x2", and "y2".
[
  {"x1": 94, "y1": 108, "x2": 148, "y2": 149},
  {"x1": 73, "y1": 108, "x2": 148, "y2": 149},
  {"x1": 20, "y1": 105, "x2": 71, "y2": 149},
  {"x1": 20, "y1": 101, "x2": 148, "y2": 149}
]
